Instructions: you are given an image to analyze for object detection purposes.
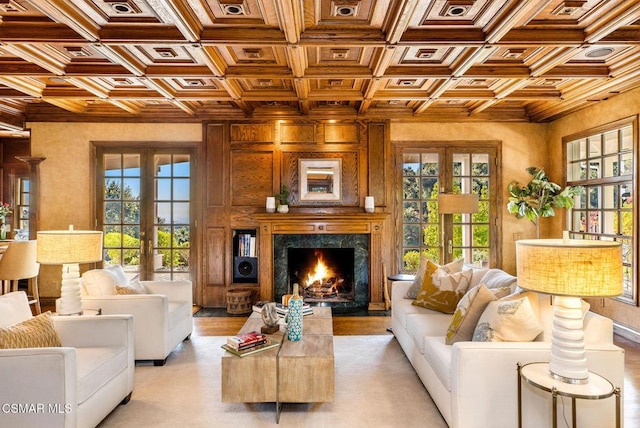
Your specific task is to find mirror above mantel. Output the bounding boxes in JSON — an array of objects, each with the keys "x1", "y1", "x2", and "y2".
[{"x1": 299, "y1": 159, "x2": 342, "y2": 202}]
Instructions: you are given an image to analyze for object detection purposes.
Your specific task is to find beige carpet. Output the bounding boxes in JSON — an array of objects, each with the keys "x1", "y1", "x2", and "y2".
[{"x1": 98, "y1": 335, "x2": 447, "y2": 427}]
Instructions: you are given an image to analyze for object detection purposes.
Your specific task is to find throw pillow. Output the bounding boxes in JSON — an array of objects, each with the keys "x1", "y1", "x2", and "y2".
[
  {"x1": 480, "y1": 269, "x2": 518, "y2": 292},
  {"x1": 0, "y1": 291, "x2": 33, "y2": 328},
  {"x1": 412, "y1": 261, "x2": 473, "y2": 314},
  {"x1": 405, "y1": 257, "x2": 465, "y2": 299},
  {"x1": 0, "y1": 312, "x2": 62, "y2": 349},
  {"x1": 115, "y1": 280, "x2": 148, "y2": 295},
  {"x1": 472, "y1": 296, "x2": 543, "y2": 342},
  {"x1": 445, "y1": 284, "x2": 511, "y2": 344},
  {"x1": 82, "y1": 264, "x2": 130, "y2": 296}
]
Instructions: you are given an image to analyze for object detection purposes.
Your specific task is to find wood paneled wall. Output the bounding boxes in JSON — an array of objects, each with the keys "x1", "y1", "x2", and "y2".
[{"x1": 202, "y1": 120, "x2": 389, "y2": 308}]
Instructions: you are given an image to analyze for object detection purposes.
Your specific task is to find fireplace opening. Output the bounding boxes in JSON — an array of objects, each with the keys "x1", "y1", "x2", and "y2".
[{"x1": 287, "y1": 248, "x2": 355, "y2": 303}]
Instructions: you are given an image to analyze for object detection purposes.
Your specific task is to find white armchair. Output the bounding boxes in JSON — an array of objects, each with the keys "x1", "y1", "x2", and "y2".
[
  {"x1": 0, "y1": 291, "x2": 134, "y2": 428},
  {"x1": 80, "y1": 265, "x2": 193, "y2": 366}
]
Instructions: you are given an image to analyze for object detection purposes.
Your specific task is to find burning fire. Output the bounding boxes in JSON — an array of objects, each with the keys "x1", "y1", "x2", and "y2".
[{"x1": 305, "y1": 255, "x2": 333, "y2": 286}]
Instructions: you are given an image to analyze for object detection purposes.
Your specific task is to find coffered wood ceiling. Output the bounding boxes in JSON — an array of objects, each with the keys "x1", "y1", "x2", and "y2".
[{"x1": 1, "y1": 0, "x2": 640, "y2": 134}]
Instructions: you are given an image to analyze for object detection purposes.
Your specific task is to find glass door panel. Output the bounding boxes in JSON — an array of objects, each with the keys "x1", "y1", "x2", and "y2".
[{"x1": 99, "y1": 149, "x2": 193, "y2": 281}]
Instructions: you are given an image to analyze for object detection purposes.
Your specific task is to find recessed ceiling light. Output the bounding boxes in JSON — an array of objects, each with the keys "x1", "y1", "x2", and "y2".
[
  {"x1": 109, "y1": 1, "x2": 139, "y2": 14},
  {"x1": 586, "y1": 47, "x2": 614, "y2": 58},
  {"x1": 332, "y1": 1, "x2": 360, "y2": 17},
  {"x1": 220, "y1": 1, "x2": 247, "y2": 16}
]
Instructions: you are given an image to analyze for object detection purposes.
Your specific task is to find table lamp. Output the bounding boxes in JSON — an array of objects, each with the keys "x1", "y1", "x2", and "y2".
[
  {"x1": 516, "y1": 238, "x2": 622, "y2": 384},
  {"x1": 37, "y1": 226, "x2": 103, "y2": 315},
  {"x1": 437, "y1": 193, "x2": 479, "y2": 261}
]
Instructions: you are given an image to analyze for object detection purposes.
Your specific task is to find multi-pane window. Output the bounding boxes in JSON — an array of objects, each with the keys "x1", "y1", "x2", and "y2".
[
  {"x1": 98, "y1": 148, "x2": 193, "y2": 281},
  {"x1": 565, "y1": 120, "x2": 636, "y2": 303},
  {"x1": 400, "y1": 146, "x2": 497, "y2": 272},
  {"x1": 16, "y1": 178, "x2": 29, "y2": 236}
]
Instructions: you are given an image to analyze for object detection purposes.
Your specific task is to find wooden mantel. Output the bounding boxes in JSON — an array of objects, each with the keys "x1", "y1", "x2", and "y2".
[{"x1": 254, "y1": 213, "x2": 389, "y2": 311}]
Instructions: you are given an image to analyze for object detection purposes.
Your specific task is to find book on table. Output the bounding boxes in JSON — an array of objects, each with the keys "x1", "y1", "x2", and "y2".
[
  {"x1": 226, "y1": 331, "x2": 267, "y2": 350},
  {"x1": 252, "y1": 302, "x2": 314, "y2": 317},
  {"x1": 221, "y1": 339, "x2": 280, "y2": 357},
  {"x1": 275, "y1": 303, "x2": 313, "y2": 316}
]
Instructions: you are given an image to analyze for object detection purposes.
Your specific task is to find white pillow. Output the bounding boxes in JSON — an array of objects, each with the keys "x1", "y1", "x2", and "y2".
[
  {"x1": 0, "y1": 292, "x2": 33, "y2": 327},
  {"x1": 481, "y1": 269, "x2": 518, "y2": 292},
  {"x1": 472, "y1": 296, "x2": 543, "y2": 342},
  {"x1": 82, "y1": 265, "x2": 129, "y2": 296}
]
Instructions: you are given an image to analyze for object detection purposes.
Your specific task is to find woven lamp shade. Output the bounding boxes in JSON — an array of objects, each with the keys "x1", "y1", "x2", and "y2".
[
  {"x1": 37, "y1": 229, "x2": 103, "y2": 264},
  {"x1": 437, "y1": 193, "x2": 479, "y2": 214},
  {"x1": 516, "y1": 239, "x2": 623, "y2": 297}
]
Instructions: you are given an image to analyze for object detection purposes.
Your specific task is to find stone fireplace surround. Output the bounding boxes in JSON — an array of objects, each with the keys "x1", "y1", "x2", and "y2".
[
  {"x1": 254, "y1": 213, "x2": 388, "y2": 311},
  {"x1": 274, "y1": 234, "x2": 369, "y2": 312}
]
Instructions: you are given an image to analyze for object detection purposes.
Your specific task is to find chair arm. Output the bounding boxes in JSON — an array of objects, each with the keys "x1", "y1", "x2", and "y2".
[
  {"x1": 52, "y1": 314, "x2": 134, "y2": 349},
  {"x1": 141, "y1": 280, "x2": 192, "y2": 302},
  {"x1": 0, "y1": 348, "x2": 78, "y2": 427}
]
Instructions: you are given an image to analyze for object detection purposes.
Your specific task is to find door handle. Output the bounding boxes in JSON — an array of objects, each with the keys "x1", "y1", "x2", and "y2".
[{"x1": 448, "y1": 239, "x2": 453, "y2": 255}]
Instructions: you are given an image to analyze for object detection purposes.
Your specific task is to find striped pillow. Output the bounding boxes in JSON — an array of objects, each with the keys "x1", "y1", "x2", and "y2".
[{"x1": 0, "y1": 312, "x2": 62, "y2": 349}]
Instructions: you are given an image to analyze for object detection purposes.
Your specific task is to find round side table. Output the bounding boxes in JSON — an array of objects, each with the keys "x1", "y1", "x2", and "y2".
[{"x1": 517, "y1": 362, "x2": 620, "y2": 428}]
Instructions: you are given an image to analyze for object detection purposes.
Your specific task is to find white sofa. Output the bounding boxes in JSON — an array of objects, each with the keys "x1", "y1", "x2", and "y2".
[
  {"x1": 80, "y1": 265, "x2": 193, "y2": 366},
  {"x1": 0, "y1": 291, "x2": 135, "y2": 428},
  {"x1": 392, "y1": 269, "x2": 625, "y2": 428}
]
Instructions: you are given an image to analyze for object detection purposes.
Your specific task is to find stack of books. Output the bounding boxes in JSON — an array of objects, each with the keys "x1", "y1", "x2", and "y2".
[
  {"x1": 222, "y1": 331, "x2": 279, "y2": 357},
  {"x1": 275, "y1": 302, "x2": 314, "y2": 316},
  {"x1": 252, "y1": 301, "x2": 314, "y2": 317}
]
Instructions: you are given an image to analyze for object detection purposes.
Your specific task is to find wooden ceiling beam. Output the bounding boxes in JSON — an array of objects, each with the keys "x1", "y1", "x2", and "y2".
[
  {"x1": 0, "y1": 23, "x2": 87, "y2": 42},
  {"x1": 585, "y1": 0, "x2": 640, "y2": 43},
  {"x1": 154, "y1": 0, "x2": 203, "y2": 43},
  {"x1": 484, "y1": 0, "x2": 553, "y2": 44},
  {"x1": 274, "y1": 0, "x2": 302, "y2": 44},
  {"x1": 99, "y1": 25, "x2": 187, "y2": 43}
]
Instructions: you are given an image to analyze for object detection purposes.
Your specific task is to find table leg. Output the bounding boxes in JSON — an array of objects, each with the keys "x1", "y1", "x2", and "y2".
[
  {"x1": 552, "y1": 387, "x2": 558, "y2": 428},
  {"x1": 517, "y1": 363, "x2": 522, "y2": 428},
  {"x1": 572, "y1": 397, "x2": 576, "y2": 428}
]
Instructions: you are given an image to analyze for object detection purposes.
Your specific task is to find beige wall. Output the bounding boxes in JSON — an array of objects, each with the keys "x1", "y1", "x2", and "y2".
[
  {"x1": 28, "y1": 122, "x2": 202, "y2": 298},
  {"x1": 390, "y1": 121, "x2": 548, "y2": 274},
  {"x1": 546, "y1": 87, "x2": 640, "y2": 332}
]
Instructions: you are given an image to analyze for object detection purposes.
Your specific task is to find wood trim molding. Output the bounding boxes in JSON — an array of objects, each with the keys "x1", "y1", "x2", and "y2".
[{"x1": 254, "y1": 213, "x2": 389, "y2": 310}]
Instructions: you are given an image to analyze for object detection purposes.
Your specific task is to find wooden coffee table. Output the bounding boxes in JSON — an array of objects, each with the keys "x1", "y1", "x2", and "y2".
[{"x1": 221, "y1": 306, "x2": 334, "y2": 420}]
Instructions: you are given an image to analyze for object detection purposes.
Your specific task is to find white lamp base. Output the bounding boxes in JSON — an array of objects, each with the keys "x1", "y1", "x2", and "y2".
[
  {"x1": 549, "y1": 295, "x2": 588, "y2": 384},
  {"x1": 57, "y1": 263, "x2": 83, "y2": 316}
]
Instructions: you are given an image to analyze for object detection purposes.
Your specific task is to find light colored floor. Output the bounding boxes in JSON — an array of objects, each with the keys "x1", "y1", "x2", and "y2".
[{"x1": 194, "y1": 313, "x2": 640, "y2": 427}]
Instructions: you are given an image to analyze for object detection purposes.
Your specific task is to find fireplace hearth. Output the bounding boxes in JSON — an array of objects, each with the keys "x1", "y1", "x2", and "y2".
[
  {"x1": 288, "y1": 248, "x2": 355, "y2": 303},
  {"x1": 273, "y1": 234, "x2": 369, "y2": 313}
]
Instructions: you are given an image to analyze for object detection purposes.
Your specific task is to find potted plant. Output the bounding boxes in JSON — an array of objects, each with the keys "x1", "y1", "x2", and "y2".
[
  {"x1": 275, "y1": 184, "x2": 290, "y2": 213},
  {"x1": 507, "y1": 167, "x2": 580, "y2": 239}
]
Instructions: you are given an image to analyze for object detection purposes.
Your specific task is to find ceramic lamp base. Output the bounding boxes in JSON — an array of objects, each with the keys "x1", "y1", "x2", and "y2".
[{"x1": 549, "y1": 296, "x2": 588, "y2": 384}]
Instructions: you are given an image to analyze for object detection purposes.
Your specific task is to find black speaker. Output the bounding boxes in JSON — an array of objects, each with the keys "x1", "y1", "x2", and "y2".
[{"x1": 233, "y1": 257, "x2": 258, "y2": 282}]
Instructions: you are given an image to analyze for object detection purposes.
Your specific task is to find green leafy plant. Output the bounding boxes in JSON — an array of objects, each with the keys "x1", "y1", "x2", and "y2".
[
  {"x1": 507, "y1": 167, "x2": 580, "y2": 238},
  {"x1": 274, "y1": 184, "x2": 290, "y2": 206}
]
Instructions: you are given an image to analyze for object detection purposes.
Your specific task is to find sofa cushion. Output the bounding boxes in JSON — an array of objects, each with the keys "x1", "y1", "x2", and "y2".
[
  {"x1": 82, "y1": 265, "x2": 129, "y2": 296},
  {"x1": 446, "y1": 284, "x2": 511, "y2": 344},
  {"x1": 472, "y1": 296, "x2": 543, "y2": 342},
  {"x1": 406, "y1": 312, "x2": 453, "y2": 354},
  {"x1": 0, "y1": 291, "x2": 33, "y2": 327},
  {"x1": 75, "y1": 345, "x2": 129, "y2": 404},
  {"x1": 412, "y1": 261, "x2": 473, "y2": 314},
  {"x1": 393, "y1": 294, "x2": 429, "y2": 329},
  {"x1": 405, "y1": 257, "x2": 464, "y2": 299},
  {"x1": 0, "y1": 312, "x2": 62, "y2": 348},
  {"x1": 168, "y1": 300, "x2": 191, "y2": 330},
  {"x1": 422, "y1": 336, "x2": 453, "y2": 391}
]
